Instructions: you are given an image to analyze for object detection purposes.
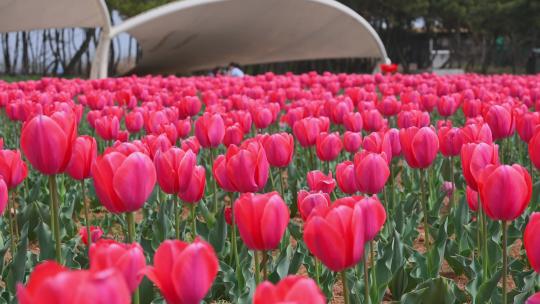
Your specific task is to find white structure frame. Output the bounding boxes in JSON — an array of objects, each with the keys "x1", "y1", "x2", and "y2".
[
  {"x1": 93, "y1": 0, "x2": 390, "y2": 78},
  {"x1": 0, "y1": 0, "x2": 390, "y2": 78}
]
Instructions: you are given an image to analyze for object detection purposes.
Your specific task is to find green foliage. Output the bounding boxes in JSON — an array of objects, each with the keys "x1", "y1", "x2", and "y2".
[{"x1": 106, "y1": 0, "x2": 179, "y2": 17}]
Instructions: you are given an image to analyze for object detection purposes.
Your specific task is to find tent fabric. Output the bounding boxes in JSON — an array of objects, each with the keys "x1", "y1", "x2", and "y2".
[
  {"x1": 112, "y1": 0, "x2": 389, "y2": 74},
  {"x1": 0, "y1": 0, "x2": 110, "y2": 32}
]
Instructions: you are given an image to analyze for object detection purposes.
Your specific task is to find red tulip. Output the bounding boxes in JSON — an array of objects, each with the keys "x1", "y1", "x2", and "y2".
[
  {"x1": 162, "y1": 124, "x2": 178, "y2": 144},
  {"x1": 95, "y1": 115, "x2": 120, "y2": 141},
  {"x1": 461, "y1": 123, "x2": 493, "y2": 144},
  {"x1": 526, "y1": 292, "x2": 540, "y2": 304},
  {"x1": 92, "y1": 151, "x2": 156, "y2": 213},
  {"x1": 175, "y1": 119, "x2": 192, "y2": 139},
  {"x1": 477, "y1": 164, "x2": 532, "y2": 221},
  {"x1": 399, "y1": 126, "x2": 439, "y2": 169},
  {"x1": 524, "y1": 212, "x2": 540, "y2": 273},
  {"x1": 154, "y1": 148, "x2": 196, "y2": 194},
  {"x1": 438, "y1": 126, "x2": 464, "y2": 157},
  {"x1": 125, "y1": 111, "x2": 144, "y2": 133},
  {"x1": 336, "y1": 161, "x2": 358, "y2": 194},
  {"x1": 460, "y1": 142, "x2": 499, "y2": 191},
  {"x1": 463, "y1": 99, "x2": 482, "y2": 118},
  {"x1": 90, "y1": 239, "x2": 146, "y2": 292},
  {"x1": 343, "y1": 112, "x2": 363, "y2": 132},
  {"x1": 223, "y1": 124, "x2": 244, "y2": 147},
  {"x1": 253, "y1": 107, "x2": 274, "y2": 129},
  {"x1": 146, "y1": 238, "x2": 219, "y2": 304},
  {"x1": 194, "y1": 112, "x2": 225, "y2": 148},
  {"x1": 362, "y1": 109, "x2": 385, "y2": 132},
  {"x1": 303, "y1": 203, "x2": 365, "y2": 272},
  {"x1": 517, "y1": 112, "x2": 540, "y2": 142},
  {"x1": 297, "y1": 190, "x2": 331, "y2": 221},
  {"x1": 397, "y1": 110, "x2": 430, "y2": 129},
  {"x1": 17, "y1": 261, "x2": 131, "y2": 304},
  {"x1": 315, "y1": 132, "x2": 343, "y2": 161},
  {"x1": 0, "y1": 149, "x2": 28, "y2": 188},
  {"x1": 358, "y1": 196, "x2": 386, "y2": 241},
  {"x1": 181, "y1": 136, "x2": 200, "y2": 154},
  {"x1": 334, "y1": 195, "x2": 386, "y2": 241},
  {"x1": 178, "y1": 96, "x2": 202, "y2": 118},
  {"x1": 293, "y1": 117, "x2": 321, "y2": 147},
  {"x1": 328, "y1": 99, "x2": 353, "y2": 124},
  {"x1": 21, "y1": 112, "x2": 76, "y2": 175},
  {"x1": 484, "y1": 105, "x2": 515, "y2": 140},
  {"x1": 0, "y1": 178, "x2": 7, "y2": 215},
  {"x1": 65, "y1": 135, "x2": 97, "y2": 180},
  {"x1": 437, "y1": 95, "x2": 460, "y2": 117},
  {"x1": 377, "y1": 96, "x2": 401, "y2": 116},
  {"x1": 306, "y1": 170, "x2": 336, "y2": 193},
  {"x1": 224, "y1": 206, "x2": 233, "y2": 225},
  {"x1": 362, "y1": 132, "x2": 383, "y2": 152},
  {"x1": 260, "y1": 132, "x2": 294, "y2": 167},
  {"x1": 465, "y1": 186, "x2": 478, "y2": 212},
  {"x1": 253, "y1": 275, "x2": 326, "y2": 304},
  {"x1": 178, "y1": 165, "x2": 206, "y2": 203},
  {"x1": 343, "y1": 131, "x2": 362, "y2": 153},
  {"x1": 382, "y1": 128, "x2": 401, "y2": 158},
  {"x1": 212, "y1": 142, "x2": 269, "y2": 193},
  {"x1": 234, "y1": 192, "x2": 289, "y2": 250},
  {"x1": 79, "y1": 226, "x2": 104, "y2": 246},
  {"x1": 354, "y1": 151, "x2": 389, "y2": 194},
  {"x1": 144, "y1": 134, "x2": 172, "y2": 158},
  {"x1": 529, "y1": 129, "x2": 540, "y2": 170}
]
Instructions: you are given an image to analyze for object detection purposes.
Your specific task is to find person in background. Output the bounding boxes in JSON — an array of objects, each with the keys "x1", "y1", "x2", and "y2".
[{"x1": 228, "y1": 62, "x2": 245, "y2": 77}]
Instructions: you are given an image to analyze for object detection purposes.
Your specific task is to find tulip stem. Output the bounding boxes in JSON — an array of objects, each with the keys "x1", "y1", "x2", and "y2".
[
  {"x1": 341, "y1": 270, "x2": 350, "y2": 304},
  {"x1": 48, "y1": 175, "x2": 62, "y2": 264},
  {"x1": 420, "y1": 169, "x2": 430, "y2": 252},
  {"x1": 174, "y1": 196, "x2": 180, "y2": 239},
  {"x1": 279, "y1": 168, "x2": 286, "y2": 198},
  {"x1": 269, "y1": 167, "x2": 277, "y2": 191},
  {"x1": 210, "y1": 148, "x2": 219, "y2": 215},
  {"x1": 309, "y1": 147, "x2": 316, "y2": 170},
  {"x1": 390, "y1": 161, "x2": 395, "y2": 212},
  {"x1": 478, "y1": 193, "x2": 489, "y2": 281},
  {"x1": 190, "y1": 203, "x2": 197, "y2": 237},
  {"x1": 476, "y1": 209, "x2": 481, "y2": 261},
  {"x1": 370, "y1": 240, "x2": 377, "y2": 300},
  {"x1": 254, "y1": 251, "x2": 261, "y2": 285},
  {"x1": 230, "y1": 202, "x2": 242, "y2": 287},
  {"x1": 502, "y1": 220, "x2": 508, "y2": 304},
  {"x1": 12, "y1": 191, "x2": 19, "y2": 238},
  {"x1": 126, "y1": 212, "x2": 135, "y2": 243},
  {"x1": 126, "y1": 212, "x2": 140, "y2": 304},
  {"x1": 7, "y1": 193, "x2": 16, "y2": 259},
  {"x1": 314, "y1": 258, "x2": 320, "y2": 286},
  {"x1": 363, "y1": 252, "x2": 370, "y2": 304},
  {"x1": 81, "y1": 180, "x2": 92, "y2": 250},
  {"x1": 325, "y1": 160, "x2": 330, "y2": 174},
  {"x1": 262, "y1": 251, "x2": 268, "y2": 281},
  {"x1": 450, "y1": 156, "x2": 455, "y2": 208}
]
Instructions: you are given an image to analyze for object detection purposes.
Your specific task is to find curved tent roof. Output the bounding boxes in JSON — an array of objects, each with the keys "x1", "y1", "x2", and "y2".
[
  {"x1": 111, "y1": 0, "x2": 389, "y2": 75},
  {"x1": 0, "y1": 0, "x2": 110, "y2": 32}
]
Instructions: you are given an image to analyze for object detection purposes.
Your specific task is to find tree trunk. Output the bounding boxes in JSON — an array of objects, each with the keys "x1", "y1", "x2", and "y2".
[
  {"x1": 2, "y1": 33, "x2": 11, "y2": 74},
  {"x1": 64, "y1": 29, "x2": 95, "y2": 75},
  {"x1": 22, "y1": 31, "x2": 29, "y2": 74}
]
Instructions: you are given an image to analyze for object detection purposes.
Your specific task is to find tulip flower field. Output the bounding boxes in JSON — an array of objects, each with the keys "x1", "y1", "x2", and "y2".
[{"x1": 1, "y1": 72, "x2": 540, "y2": 303}]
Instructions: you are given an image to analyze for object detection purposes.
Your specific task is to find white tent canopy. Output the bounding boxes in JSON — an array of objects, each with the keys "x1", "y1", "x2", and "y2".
[
  {"x1": 0, "y1": 0, "x2": 110, "y2": 32},
  {"x1": 0, "y1": 0, "x2": 389, "y2": 78},
  {"x1": 106, "y1": 0, "x2": 389, "y2": 76}
]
